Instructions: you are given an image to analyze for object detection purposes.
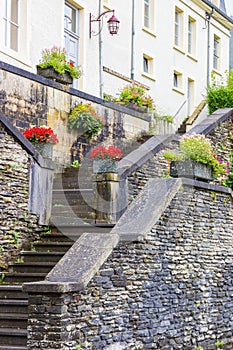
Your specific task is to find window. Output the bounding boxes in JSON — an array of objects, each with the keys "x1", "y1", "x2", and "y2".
[
  {"x1": 3, "y1": 0, "x2": 19, "y2": 51},
  {"x1": 188, "y1": 17, "x2": 196, "y2": 55},
  {"x1": 174, "y1": 8, "x2": 183, "y2": 47},
  {"x1": 143, "y1": 54, "x2": 153, "y2": 76},
  {"x1": 173, "y1": 71, "x2": 183, "y2": 90},
  {"x1": 144, "y1": 0, "x2": 150, "y2": 28},
  {"x1": 213, "y1": 35, "x2": 220, "y2": 69},
  {"x1": 187, "y1": 78, "x2": 194, "y2": 116},
  {"x1": 64, "y1": 2, "x2": 80, "y2": 87}
]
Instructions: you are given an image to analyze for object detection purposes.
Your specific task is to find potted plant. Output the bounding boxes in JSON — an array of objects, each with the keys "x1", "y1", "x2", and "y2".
[
  {"x1": 90, "y1": 145, "x2": 122, "y2": 173},
  {"x1": 23, "y1": 125, "x2": 58, "y2": 159},
  {"x1": 68, "y1": 103, "x2": 105, "y2": 140},
  {"x1": 164, "y1": 133, "x2": 228, "y2": 181},
  {"x1": 37, "y1": 46, "x2": 81, "y2": 84},
  {"x1": 112, "y1": 82, "x2": 155, "y2": 112}
]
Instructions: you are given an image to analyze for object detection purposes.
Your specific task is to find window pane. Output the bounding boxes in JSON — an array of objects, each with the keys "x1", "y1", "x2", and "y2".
[
  {"x1": 144, "y1": 0, "x2": 150, "y2": 27},
  {"x1": 10, "y1": 23, "x2": 18, "y2": 51},
  {"x1": 11, "y1": 0, "x2": 19, "y2": 24}
]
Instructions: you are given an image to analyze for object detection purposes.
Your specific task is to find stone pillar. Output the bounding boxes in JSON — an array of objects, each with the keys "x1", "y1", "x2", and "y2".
[{"x1": 95, "y1": 172, "x2": 119, "y2": 224}]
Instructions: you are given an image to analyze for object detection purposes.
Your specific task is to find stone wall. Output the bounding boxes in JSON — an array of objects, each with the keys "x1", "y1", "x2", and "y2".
[
  {"x1": 0, "y1": 62, "x2": 151, "y2": 168},
  {"x1": 25, "y1": 181, "x2": 233, "y2": 350},
  {"x1": 127, "y1": 115, "x2": 233, "y2": 202},
  {"x1": 0, "y1": 121, "x2": 46, "y2": 269}
]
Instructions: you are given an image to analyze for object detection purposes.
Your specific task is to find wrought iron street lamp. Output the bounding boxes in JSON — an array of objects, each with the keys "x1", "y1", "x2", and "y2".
[{"x1": 89, "y1": 10, "x2": 120, "y2": 38}]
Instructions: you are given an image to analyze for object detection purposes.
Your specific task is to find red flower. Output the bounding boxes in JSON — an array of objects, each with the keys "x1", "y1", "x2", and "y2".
[
  {"x1": 90, "y1": 146, "x2": 122, "y2": 161},
  {"x1": 23, "y1": 126, "x2": 58, "y2": 144}
]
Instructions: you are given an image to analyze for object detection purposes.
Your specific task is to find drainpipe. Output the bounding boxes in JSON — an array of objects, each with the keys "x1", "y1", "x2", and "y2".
[
  {"x1": 131, "y1": 0, "x2": 135, "y2": 80},
  {"x1": 99, "y1": 0, "x2": 103, "y2": 99},
  {"x1": 205, "y1": 9, "x2": 214, "y2": 86}
]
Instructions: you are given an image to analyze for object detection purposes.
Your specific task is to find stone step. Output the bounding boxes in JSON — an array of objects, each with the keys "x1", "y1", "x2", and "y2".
[
  {"x1": 0, "y1": 346, "x2": 27, "y2": 350},
  {"x1": 0, "y1": 328, "x2": 27, "y2": 346},
  {"x1": 48, "y1": 223, "x2": 114, "y2": 237},
  {"x1": 50, "y1": 216, "x2": 95, "y2": 227},
  {"x1": 33, "y1": 241, "x2": 72, "y2": 252},
  {"x1": 3, "y1": 272, "x2": 46, "y2": 284},
  {"x1": 0, "y1": 299, "x2": 28, "y2": 314},
  {"x1": 0, "y1": 285, "x2": 27, "y2": 300},
  {"x1": 51, "y1": 204, "x2": 96, "y2": 216},
  {"x1": 21, "y1": 251, "x2": 64, "y2": 263},
  {"x1": 0, "y1": 312, "x2": 28, "y2": 328},
  {"x1": 40, "y1": 232, "x2": 76, "y2": 242},
  {"x1": 9, "y1": 262, "x2": 55, "y2": 274}
]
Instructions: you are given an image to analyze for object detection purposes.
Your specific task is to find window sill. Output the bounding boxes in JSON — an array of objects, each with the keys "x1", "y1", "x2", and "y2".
[
  {"x1": 141, "y1": 72, "x2": 156, "y2": 82},
  {"x1": 211, "y1": 68, "x2": 222, "y2": 76},
  {"x1": 173, "y1": 45, "x2": 185, "y2": 55},
  {"x1": 186, "y1": 53, "x2": 198, "y2": 62},
  {"x1": 172, "y1": 87, "x2": 185, "y2": 95},
  {"x1": 142, "y1": 27, "x2": 157, "y2": 38}
]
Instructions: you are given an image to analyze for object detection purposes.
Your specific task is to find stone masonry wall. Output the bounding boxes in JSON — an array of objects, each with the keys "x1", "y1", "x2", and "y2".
[
  {"x1": 0, "y1": 122, "x2": 46, "y2": 269},
  {"x1": 0, "y1": 64, "x2": 150, "y2": 168},
  {"x1": 128, "y1": 117, "x2": 233, "y2": 202},
  {"x1": 27, "y1": 184, "x2": 233, "y2": 350}
]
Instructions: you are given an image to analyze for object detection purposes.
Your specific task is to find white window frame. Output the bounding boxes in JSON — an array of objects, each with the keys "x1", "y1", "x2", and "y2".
[
  {"x1": 174, "y1": 7, "x2": 183, "y2": 48},
  {"x1": 144, "y1": 0, "x2": 150, "y2": 28},
  {"x1": 3, "y1": 0, "x2": 20, "y2": 52},
  {"x1": 213, "y1": 35, "x2": 220, "y2": 70},
  {"x1": 188, "y1": 16, "x2": 196, "y2": 55}
]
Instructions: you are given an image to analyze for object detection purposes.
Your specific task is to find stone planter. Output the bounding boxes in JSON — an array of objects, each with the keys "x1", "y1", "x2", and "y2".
[
  {"x1": 170, "y1": 160, "x2": 213, "y2": 181},
  {"x1": 93, "y1": 159, "x2": 118, "y2": 173},
  {"x1": 32, "y1": 142, "x2": 53, "y2": 159},
  {"x1": 36, "y1": 66, "x2": 73, "y2": 85}
]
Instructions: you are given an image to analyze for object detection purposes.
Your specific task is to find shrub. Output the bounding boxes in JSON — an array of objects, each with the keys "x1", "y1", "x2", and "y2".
[{"x1": 206, "y1": 71, "x2": 233, "y2": 115}]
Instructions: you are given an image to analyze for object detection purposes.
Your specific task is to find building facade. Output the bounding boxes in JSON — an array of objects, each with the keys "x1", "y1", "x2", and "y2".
[{"x1": 0, "y1": 0, "x2": 232, "y2": 129}]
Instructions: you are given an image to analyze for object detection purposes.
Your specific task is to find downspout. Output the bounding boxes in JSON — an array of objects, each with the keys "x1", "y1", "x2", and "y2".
[
  {"x1": 205, "y1": 11, "x2": 211, "y2": 86},
  {"x1": 131, "y1": 0, "x2": 135, "y2": 80},
  {"x1": 99, "y1": 0, "x2": 103, "y2": 98},
  {"x1": 205, "y1": 8, "x2": 214, "y2": 87}
]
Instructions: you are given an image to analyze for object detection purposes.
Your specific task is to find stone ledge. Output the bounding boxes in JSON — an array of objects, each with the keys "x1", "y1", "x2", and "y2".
[
  {"x1": 118, "y1": 134, "x2": 173, "y2": 179},
  {"x1": 0, "y1": 61, "x2": 153, "y2": 121},
  {"x1": 186, "y1": 108, "x2": 233, "y2": 135}
]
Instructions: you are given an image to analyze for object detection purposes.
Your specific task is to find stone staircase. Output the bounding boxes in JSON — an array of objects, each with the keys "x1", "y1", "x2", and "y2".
[{"x1": 0, "y1": 161, "x2": 114, "y2": 349}]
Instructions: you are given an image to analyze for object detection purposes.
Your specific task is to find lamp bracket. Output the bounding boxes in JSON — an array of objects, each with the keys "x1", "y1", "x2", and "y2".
[{"x1": 89, "y1": 10, "x2": 115, "y2": 38}]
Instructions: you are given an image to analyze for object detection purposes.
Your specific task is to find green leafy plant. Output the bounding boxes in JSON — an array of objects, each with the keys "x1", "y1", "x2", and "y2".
[
  {"x1": 215, "y1": 340, "x2": 225, "y2": 348},
  {"x1": 71, "y1": 160, "x2": 79, "y2": 168},
  {"x1": 207, "y1": 70, "x2": 233, "y2": 115},
  {"x1": 194, "y1": 347, "x2": 204, "y2": 350},
  {"x1": 164, "y1": 133, "x2": 229, "y2": 178},
  {"x1": 37, "y1": 46, "x2": 81, "y2": 79},
  {"x1": 68, "y1": 103, "x2": 105, "y2": 140},
  {"x1": 112, "y1": 82, "x2": 155, "y2": 111}
]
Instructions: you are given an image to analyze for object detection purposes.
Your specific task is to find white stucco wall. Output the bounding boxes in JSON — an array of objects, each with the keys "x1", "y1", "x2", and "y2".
[{"x1": 0, "y1": 0, "x2": 232, "y2": 131}]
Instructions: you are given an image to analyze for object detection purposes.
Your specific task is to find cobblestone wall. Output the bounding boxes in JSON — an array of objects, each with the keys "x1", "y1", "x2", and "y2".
[
  {"x1": 0, "y1": 122, "x2": 45, "y2": 269},
  {"x1": 27, "y1": 184, "x2": 233, "y2": 350}
]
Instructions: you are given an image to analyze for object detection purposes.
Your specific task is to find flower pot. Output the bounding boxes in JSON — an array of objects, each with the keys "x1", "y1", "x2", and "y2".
[
  {"x1": 36, "y1": 66, "x2": 73, "y2": 85},
  {"x1": 170, "y1": 160, "x2": 213, "y2": 181},
  {"x1": 32, "y1": 142, "x2": 53, "y2": 159},
  {"x1": 93, "y1": 159, "x2": 118, "y2": 173}
]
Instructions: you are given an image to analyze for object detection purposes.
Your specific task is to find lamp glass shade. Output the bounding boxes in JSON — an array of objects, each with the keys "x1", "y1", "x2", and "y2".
[{"x1": 107, "y1": 15, "x2": 120, "y2": 35}]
